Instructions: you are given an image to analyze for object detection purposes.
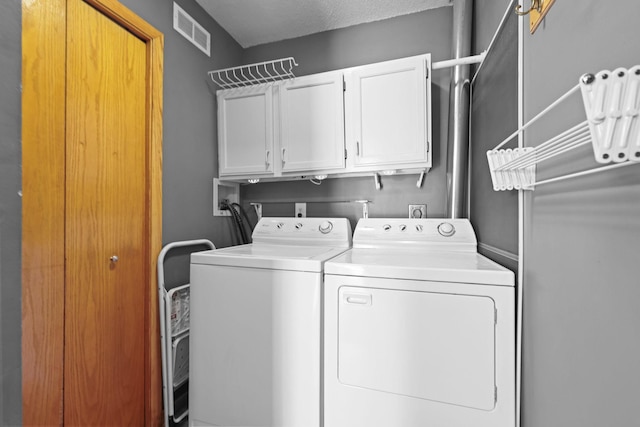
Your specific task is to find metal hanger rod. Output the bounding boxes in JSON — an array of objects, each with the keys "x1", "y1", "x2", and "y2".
[
  {"x1": 493, "y1": 83, "x2": 581, "y2": 151},
  {"x1": 534, "y1": 161, "x2": 637, "y2": 187},
  {"x1": 432, "y1": 51, "x2": 487, "y2": 70}
]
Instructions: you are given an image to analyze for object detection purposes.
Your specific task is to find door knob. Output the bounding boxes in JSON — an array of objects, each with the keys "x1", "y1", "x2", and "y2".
[{"x1": 110, "y1": 255, "x2": 119, "y2": 263}]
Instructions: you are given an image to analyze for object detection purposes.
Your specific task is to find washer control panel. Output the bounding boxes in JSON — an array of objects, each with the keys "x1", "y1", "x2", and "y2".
[
  {"x1": 252, "y1": 218, "x2": 352, "y2": 246},
  {"x1": 437, "y1": 222, "x2": 456, "y2": 237},
  {"x1": 319, "y1": 220, "x2": 334, "y2": 234},
  {"x1": 352, "y1": 219, "x2": 477, "y2": 251}
]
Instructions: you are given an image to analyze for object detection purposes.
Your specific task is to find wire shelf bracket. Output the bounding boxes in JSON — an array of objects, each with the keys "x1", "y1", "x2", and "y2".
[
  {"x1": 208, "y1": 57, "x2": 299, "y2": 89},
  {"x1": 488, "y1": 65, "x2": 640, "y2": 191}
]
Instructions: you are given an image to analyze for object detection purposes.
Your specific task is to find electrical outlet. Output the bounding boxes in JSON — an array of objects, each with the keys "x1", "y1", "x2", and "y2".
[
  {"x1": 409, "y1": 204, "x2": 427, "y2": 218},
  {"x1": 295, "y1": 203, "x2": 307, "y2": 218}
]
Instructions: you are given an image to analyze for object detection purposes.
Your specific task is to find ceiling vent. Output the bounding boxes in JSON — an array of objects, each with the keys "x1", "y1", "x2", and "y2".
[{"x1": 173, "y1": 2, "x2": 211, "y2": 57}]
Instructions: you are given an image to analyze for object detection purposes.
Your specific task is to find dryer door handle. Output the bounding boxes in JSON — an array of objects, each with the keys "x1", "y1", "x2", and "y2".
[{"x1": 343, "y1": 293, "x2": 372, "y2": 306}]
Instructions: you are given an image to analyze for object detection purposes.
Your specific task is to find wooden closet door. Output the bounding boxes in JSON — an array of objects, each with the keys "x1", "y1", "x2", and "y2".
[{"x1": 64, "y1": 0, "x2": 147, "y2": 424}]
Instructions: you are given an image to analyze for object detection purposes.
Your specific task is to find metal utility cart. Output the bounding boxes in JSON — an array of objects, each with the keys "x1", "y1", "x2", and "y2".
[{"x1": 158, "y1": 239, "x2": 215, "y2": 427}]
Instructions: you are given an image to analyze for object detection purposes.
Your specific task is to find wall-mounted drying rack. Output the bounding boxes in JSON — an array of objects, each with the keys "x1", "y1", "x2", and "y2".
[
  {"x1": 488, "y1": 65, "x2": 640, "y2": 191},
  {"x1": 208, "y1": 57, "x2": 298, "y2": 89}
]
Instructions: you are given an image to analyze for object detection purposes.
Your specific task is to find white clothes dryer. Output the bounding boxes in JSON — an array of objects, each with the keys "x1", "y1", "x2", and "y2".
[
  {"x1": 189, "y1": 217, "x2": 352, "y2": 427},
  {"x1": 324, "y1": 218, "x2": 515, "y2": 427}
]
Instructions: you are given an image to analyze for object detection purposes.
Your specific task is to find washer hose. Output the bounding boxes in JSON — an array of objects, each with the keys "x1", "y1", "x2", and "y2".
[{"x1": 221, "y1": 200, "x2": 251, "y2": 244}]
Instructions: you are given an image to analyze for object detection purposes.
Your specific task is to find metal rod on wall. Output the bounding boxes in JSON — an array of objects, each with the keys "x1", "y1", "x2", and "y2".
[
  {"x1": 432, "y1": 52, "x2": 486, "y2": 70},
  {"x1": 446, "y1": 0, "x2": 473, "y2": 219}
]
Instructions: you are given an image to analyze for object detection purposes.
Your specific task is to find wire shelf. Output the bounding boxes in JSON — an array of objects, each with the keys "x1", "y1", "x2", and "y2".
[{"x1": 208, "y1": 57, "x2": 299, "y2": 89}]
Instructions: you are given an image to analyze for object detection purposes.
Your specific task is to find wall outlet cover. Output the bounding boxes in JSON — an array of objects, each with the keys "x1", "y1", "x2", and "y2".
[
  {"x1": 295, "y1": 203, "x2": 307, "y2": 218},
  {"x1": 409, "y1": 204, "x2": 427, "y2": 218}
]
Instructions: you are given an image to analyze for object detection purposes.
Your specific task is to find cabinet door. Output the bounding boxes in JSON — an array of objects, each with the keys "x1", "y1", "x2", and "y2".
[
  {"x1": 348, "y1": 56, "x2": 431, "y2": 169},
  {"x1": 280, "y1": 72, "x2": 345, "y2": 173},
  {"x1": 218, "y1": 87, "x2": 273, "y2": 176}
]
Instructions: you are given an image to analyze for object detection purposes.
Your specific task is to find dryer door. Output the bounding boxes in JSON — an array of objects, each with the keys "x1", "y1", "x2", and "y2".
[{"x1": 337, "y1": 285, "x2": 496, "y2": 411}]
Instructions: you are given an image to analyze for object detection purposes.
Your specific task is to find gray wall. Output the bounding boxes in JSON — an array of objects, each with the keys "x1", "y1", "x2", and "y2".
[
  {"x1": 521, "y1": 1, "x2": 640, "y2": 425},
  {"x1": 118, "y1": 0, "x2": 243, "y2": 289},
  {"x1": 121, "y1": 0, "x2": 243, "y2": 253},
  {"x1": 470, "y1": 1, "x2": 518, "y2": 271},
  {"x1": 0, "y1": 1, "x2": 22, "y2": 425},
  {"x1": 471, "y1": 0, "x2": 511, "y2": 56},
  {"x1": 240, "y1": 8, "x2": 454, "y2": 227}
]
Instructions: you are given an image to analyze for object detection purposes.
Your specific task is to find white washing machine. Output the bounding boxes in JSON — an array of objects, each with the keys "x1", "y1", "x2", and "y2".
[
  {"x1": 189, "y1": 217, "x2": 352, "y2": 427},
  {"x1": 324, "y1": 218, "x2": 515, "y2": 427}
]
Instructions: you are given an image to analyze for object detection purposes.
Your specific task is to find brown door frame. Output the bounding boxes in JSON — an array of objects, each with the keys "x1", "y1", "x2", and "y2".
[{"x1": 21, "y1": 0, "x2": 164, "y2": 425}]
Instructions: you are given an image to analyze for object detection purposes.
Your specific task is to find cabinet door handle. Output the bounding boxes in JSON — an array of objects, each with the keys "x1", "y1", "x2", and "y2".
[
  {"x1": 265, "y1": 150, "x2": 270, "y2": 167},
  {"x1": 281, "y1": 147, "x2": 286, "y2": 163},
  {"x1": 356, "y1": 141, "x2": 360, "y2": 156}
]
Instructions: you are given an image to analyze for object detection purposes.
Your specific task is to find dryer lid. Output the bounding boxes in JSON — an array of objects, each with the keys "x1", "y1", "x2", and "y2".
[
  {"x1": 324, "y1": 249, "x2": 514, "y2": 286},
  {"x1": 325, "y1": 218, "x2": 514, "y2": 286}
]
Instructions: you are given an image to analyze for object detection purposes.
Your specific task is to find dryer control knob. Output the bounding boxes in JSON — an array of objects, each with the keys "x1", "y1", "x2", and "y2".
[
  {"x1": 277, "y1": 222, "x2": 285, "y2": 229},
  {"x1": 295, "y1": 223, "x2": 303, "y2": 229},
  {"x1": 319, "y1": 221, "x2": 333, "y2": 234},
  {"x1": 399, "y1": 224, "x2": 407, "y2": 231},
  {"x1": 437, "y1": 222, "x2": 456, "y2": 237},
  {"x1": 383, "y1": 224, "x2": 392, "y2": 231},
  {"x1": 415, "y1": 224, "x2": 423, "y2": 232}
]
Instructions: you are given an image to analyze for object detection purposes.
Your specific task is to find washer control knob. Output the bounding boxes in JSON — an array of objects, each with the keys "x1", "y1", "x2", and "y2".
[
  {"x1": 295, "y1": 223, "x2": 303, "y2": 229},
  {"x1": 399, "y1": 224, "x2": 407, "y2": 231},
  {"x1": 319, "y1": 221, "x2": 333, "y2": 234},
  {"x1": 415, "y1": 224, "x2": 423, "y2": 232},
  {"x1": 438, "y1": 222, "x2": 456, "y2": 237},
  {"x1": 383, "y1": 224, "x2": 392, "y2": 231},
  {"x1": 276, "y1": 222, "x2": 285, "y2": 229}
]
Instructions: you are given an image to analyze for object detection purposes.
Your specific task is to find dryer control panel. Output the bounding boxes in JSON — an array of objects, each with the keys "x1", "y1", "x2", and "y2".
[{"x1": 352, "y1": 218, "x2": 477, "y2": 251}]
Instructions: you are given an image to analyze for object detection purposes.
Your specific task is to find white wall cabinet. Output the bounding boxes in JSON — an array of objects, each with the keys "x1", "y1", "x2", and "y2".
[
  {"x1": 216, "y1": 54, "x2": 431, "y2": 182},
  {"x1": 217, "y1": 86, "x2": 274, "y2": 176},
  {"x1": 346, "y1": 56, "x2": 431, "y2": 171},
  {"x1": 279, "y1": 71, "x2": 345, "y2": 173}
]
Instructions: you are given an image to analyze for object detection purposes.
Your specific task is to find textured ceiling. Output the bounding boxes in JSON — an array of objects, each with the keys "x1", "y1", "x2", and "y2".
[{"x1": 195, "y1": 0, "x2": 453, "y2": 48}]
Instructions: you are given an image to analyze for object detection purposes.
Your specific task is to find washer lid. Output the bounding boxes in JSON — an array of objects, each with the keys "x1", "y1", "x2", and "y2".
[
  {"x1": 191, "y1": 244, "x2": 350, "y2": 272},
  {"x1": 324, "y1": 248, "x2": 514, "y2": 286}
]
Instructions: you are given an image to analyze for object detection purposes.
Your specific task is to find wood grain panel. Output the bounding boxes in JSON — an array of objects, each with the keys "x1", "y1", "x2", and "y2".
[
  {"x1": 85, "y1": 3, "x2": 165, "y2": 423},
  {"x1": 85, "y1": 1, "x2": 165, "y2": 424},
  {"x1": 64, "y1": 0, "x2": 146, "y2": 424},
  {"x1": 22, "y1": 1, "x2": 164, "y2": 425},
  {"x1": 21, "y1": 0, "x2": 66, "y2": 425},
  {"x1": 146, "y1": 29, "x2": 165, "y2": 427},
  {"x1": 86, "y1": 0, "x2": 164, "y2": 426}
]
